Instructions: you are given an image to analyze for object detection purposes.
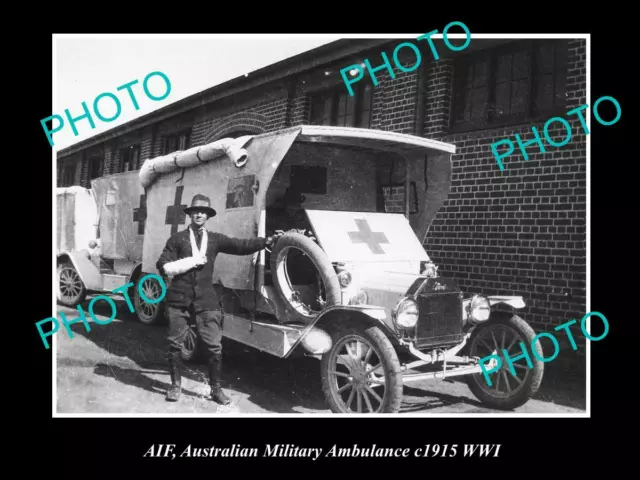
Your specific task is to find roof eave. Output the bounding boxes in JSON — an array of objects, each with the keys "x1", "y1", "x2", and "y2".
[{"x1": 56, "y1": 38, "x2": 393, "y2": 159}]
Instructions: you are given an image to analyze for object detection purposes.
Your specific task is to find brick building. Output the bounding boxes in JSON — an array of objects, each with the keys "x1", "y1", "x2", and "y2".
[{"x1": 57, "y1": 37, "x2": 587, "y2": 369}]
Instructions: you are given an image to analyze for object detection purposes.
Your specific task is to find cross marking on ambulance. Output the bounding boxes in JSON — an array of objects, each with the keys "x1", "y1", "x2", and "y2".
[
  {"x1": 347, "y1": 218, "x2": 389, "y2": 255},
  {"x1": 165, "y1": 186, "x2": 187, "y2": 235},
  {"x1": 133, "y1": 194, "x2": 147, "y2": 235}
]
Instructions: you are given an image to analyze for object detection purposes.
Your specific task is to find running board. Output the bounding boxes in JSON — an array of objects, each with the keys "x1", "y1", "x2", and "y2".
[{"x1": 221, "y1": 313, "x2": 306, "y2": 358}]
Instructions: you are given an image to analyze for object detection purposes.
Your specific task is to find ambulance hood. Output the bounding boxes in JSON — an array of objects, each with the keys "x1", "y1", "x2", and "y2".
[{"x1": 305, "y1": 210, "x2": 430, "y2": 274}]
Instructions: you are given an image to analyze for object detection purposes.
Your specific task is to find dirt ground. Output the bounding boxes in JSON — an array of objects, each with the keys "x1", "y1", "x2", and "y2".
[{"x1": 53, "y1": 299, "x2": 587, "y2": 415}]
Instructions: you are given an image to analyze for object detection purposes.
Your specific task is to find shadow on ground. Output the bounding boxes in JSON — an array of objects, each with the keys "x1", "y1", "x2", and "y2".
[
  {"x1": 59, "y1": 298, "x2": 587, "y2": 413},
  {"x1": 60, "y1": 299, "x2": 329, "y2": 413}
]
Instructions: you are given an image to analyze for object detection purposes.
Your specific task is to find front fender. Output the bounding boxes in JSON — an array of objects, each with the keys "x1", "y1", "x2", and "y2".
[
  {"x1": 487, "y1": 295, "x2": 525, "y2": 309},
  {"x1": 463, "y1": 295, "x2": 526, "y2": 318},
  {"x1": 57, "y1": 251, "x2": 103, "y2": 291},
  {"x1": 284, "y1": 305, "x2": 400, "y2": 359},
  {"x1": 126, "y1": 262, "x2": 145, "y2": 285}
]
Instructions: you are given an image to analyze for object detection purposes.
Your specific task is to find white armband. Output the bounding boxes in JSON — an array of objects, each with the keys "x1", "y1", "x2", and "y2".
[{"x1": 162, "y1": 257, "x2": 199, "y2": 276}]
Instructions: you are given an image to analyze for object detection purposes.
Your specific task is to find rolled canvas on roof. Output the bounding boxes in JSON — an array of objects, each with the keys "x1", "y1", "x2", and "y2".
[{"x1": 138, "y1": 136, "x2": 253, "y2": 189}]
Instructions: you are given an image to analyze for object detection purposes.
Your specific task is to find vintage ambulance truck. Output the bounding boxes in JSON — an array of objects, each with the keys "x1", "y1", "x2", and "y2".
[
  {"x1": 56, "y1": 186, "x2": 101, "y2": 306},
  {"x1": 134, "y1": 125, "x2": 544, "y2": 413},
  {"x1": 55, "y1": 171, "x2": 162, "y2": 327},
  {"x1": 56, "y1": 124, "x2": 545, "y2": 413}
]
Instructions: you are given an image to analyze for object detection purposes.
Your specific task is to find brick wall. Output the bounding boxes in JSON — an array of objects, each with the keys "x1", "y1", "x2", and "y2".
[
  {"x1": 421, "y1": 39, "x2": 588, "y2": 366},
  {"x1": 193, "y1": 93, "x2": 289, "y2": 146},
  {"x1": 104, "y1": 145, "x2": 115, "y2": 175},
  {"x1": 369, "y1": 56, "x2": 419, "y2": 133},
  {"x1": 289, "y1": 85, "x2": 311, "y2": 126},
  {"x1": 423, "y1": 59, "x2": 453, "y2": 137},
  {"x1": 139, "y1": 126, "x2": 155, "y2": 162},
  {"x1": 382, "y1": 186, "x2": 406, "y2": 212}
]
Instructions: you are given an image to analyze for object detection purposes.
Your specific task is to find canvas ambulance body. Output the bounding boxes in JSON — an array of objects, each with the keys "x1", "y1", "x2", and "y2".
[
  {"x1": 55, "y1": 172, "x2": 158, "y2": 324},
  {"x1": 56, "y1": 125, "x2": 545, "y2": 414}
]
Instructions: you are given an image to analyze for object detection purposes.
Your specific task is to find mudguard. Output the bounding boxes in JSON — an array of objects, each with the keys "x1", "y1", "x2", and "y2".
[
  {"x1": 461, "y1": 295, "x2": 526, "y2": 326},
  {"x1": 126, "y1": 262, "x2": 145, "y2": 285},
  {"x1": 285, "y1": 304, "x2": 399, "y2": 359},
  {"x1": 57, "y1": 250, "x2": 103, "y2": 291},
  {"x1": 463, "y1": 295, "x2": 526, "y2": 313},
  {"x1": 486, "y1": 295, "x2": 525, "y2": 309}
]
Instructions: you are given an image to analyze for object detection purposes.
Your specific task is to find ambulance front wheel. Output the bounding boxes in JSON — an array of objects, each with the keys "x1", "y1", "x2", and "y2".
[
  {"x1": 133, "y1": 275, "x2": 165, "y2": 325},
  {"x1": 320, "y1": 322, "x2": 403, "y2": 414},
  {"x1": 464, "y1": 314, "x2": 544, "y2": 410}
]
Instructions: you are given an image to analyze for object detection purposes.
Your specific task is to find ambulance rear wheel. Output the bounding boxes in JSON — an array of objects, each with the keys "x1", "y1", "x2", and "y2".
[
  {"x1": 180, "y1": 326, "x2": 199, "y2": 362},
  {"x1": 134, "y1": 276, "x2": 164, "y2": 325},
  {"x1": 56, "y1": 263, "x2": 86, "y2": 307}
]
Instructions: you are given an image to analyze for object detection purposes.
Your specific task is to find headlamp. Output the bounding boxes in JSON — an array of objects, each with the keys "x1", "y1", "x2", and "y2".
[
  {"x1": 468, "y1": 295, "x2": 491, "y2": 324},
  {"x1": 337, "y1": 271, "x2": 352, "y2": 288},
  {"x1": 394, "y1": 298, "x2": 419, "y2": 329}
]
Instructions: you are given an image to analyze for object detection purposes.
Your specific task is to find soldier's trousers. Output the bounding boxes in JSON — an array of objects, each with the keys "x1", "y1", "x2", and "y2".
[{"x1": 165, "y1": 303, "x2": 223, "y2": 363}]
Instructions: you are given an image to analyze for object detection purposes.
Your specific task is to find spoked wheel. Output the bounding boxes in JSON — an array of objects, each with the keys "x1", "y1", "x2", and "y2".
[
  {"x1": 56, "y1": 263, "x2": 86, "y2": 306},
  {"x1": 133, "y1": 275, "x2": 165, "y2": 325},
  {"x1": 321, "y1": 323, "x2": 403, "y2": 414},
  {"x1": 465, "y1": 314, "x2": 544, "y2": 410},
  {"x1": 180, "y1": 326, "x2": 199, "y2": 362}
]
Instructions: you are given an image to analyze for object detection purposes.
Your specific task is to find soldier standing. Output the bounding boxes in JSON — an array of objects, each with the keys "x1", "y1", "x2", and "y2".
[{"x1": 156, "y1": 193, "x2": 275, "y2": 404}]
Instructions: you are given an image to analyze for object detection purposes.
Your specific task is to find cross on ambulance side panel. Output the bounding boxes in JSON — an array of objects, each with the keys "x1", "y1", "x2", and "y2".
[
  {"x1": 304, "y1": 210, "x2": 431, "y2": 264},
  {"x1": 142, "y1": 164, "x2": 228, "y2": 275}
]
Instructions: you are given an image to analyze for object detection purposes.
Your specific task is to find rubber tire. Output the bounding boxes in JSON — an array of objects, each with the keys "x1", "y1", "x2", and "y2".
[
  {"x1": 180, "y1": 326, "x2": 199, "y2": 363},
  {"x1": 269, "y1": 232, "x2": 341, "y2": 323},
  {"x1": 465, "y1": 314, "x2": 544, "y2": 410},
  {"x1": 320, "y1": 322, "x2": 403, "y2": 414},
  {"x1": 56, "y1": 263, "x2": 86, "y2": 307},
  {"x1": 133, "y1": 275, "x2": 165, "y2": 325}
]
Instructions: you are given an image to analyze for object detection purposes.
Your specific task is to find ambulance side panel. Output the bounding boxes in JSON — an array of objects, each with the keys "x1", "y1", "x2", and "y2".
[
  {"x1": 91, "y1": 171, "x2": 145, "y2": 263},
  {"x1": 142, "y1": 129, "x2": 301, "y2": 292}
]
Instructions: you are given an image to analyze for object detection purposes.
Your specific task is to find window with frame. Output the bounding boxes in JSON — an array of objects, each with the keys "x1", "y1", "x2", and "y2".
[
  {"x1": 120, "y1": 144, "x2": 141, "y2": 172},
  {"x1": 62, "y1": 164, "x2": 75, "y2": 186},
  {"x1": 309, "y1": 82, "x2": 373, "y2": 128},
  {"x1": 451, "y1": 40, "x2": 569, "y2": 131},
  {"x1": 88, "y1": 155, "x2": 103, "y2": 180},
  {"x1": 163, "y1": 130, "x2": 192, "y2": 154}
]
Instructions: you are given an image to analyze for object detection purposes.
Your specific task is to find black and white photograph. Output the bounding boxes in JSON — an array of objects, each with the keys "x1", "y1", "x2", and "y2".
[{"x1": 51, "y1": 32, "x2": 590, "y2": 417}]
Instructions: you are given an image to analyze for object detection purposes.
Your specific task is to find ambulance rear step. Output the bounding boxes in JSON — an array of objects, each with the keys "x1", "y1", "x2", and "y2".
[{"x1": 222, "y1": 313, "x2": 306, "y2": 358}]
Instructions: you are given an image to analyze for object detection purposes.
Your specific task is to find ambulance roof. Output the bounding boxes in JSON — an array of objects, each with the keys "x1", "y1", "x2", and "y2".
[
  {"x1": 138, "y1": 125, "x2": 456, "y2": 189},
  {"x1": 293, "y1": 125, "x2": 457, "y2": 155}
]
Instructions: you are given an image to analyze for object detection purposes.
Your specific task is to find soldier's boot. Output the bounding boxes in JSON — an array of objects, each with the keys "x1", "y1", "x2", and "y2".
[
  {"x1": 165, "y1": 353, "x2": 182, "y2": 402},
  {"x1": 209, "y1": 354, "x2": 231, "y2": 405}
]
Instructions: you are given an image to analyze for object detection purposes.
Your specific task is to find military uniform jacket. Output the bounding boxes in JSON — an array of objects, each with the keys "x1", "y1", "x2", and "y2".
[{"x1": 156, "y1": 226, "x2": 266, "y2": 311}]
